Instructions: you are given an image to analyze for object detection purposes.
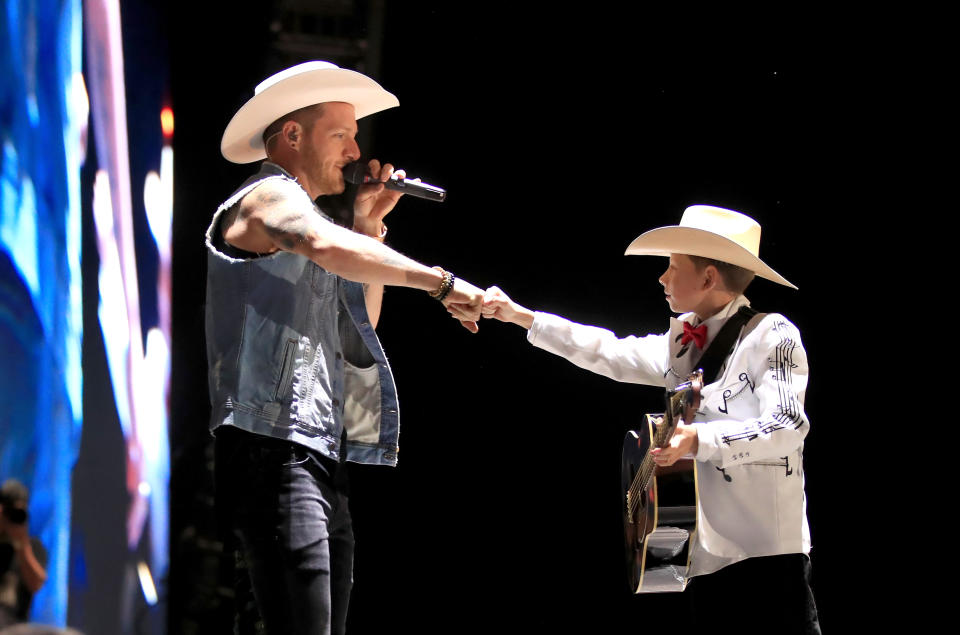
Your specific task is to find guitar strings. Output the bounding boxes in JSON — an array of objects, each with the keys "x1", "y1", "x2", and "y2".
[
  {"x1": 627, "y1": 416, "x2": 671, "y2": 516},
  {"x1": 627, "y1": 373, "x2": 700, "y2": 526},
  {"x1": 627, "y1": 393, "x2": 689, "y2": 516}
]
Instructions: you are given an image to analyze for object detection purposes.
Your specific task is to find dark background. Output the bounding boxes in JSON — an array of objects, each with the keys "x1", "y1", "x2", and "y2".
[{"x1": 151, "y1": 3, "x2": 869, "y2": 633}]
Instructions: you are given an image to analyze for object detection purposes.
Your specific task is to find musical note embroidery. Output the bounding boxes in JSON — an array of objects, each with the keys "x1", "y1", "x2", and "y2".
[
  {"x1": 720, "y1": 321, "x2": 804, "y2": 445},
  {"x1": 718, "y1": 457, "x2": 793, "y2": 478},
  {"x1": 718, "y1": 372, "x2": 756, "y2": 414},
  {"x1": 768, "y1": 321, "x2": 802, "y2": 428}
]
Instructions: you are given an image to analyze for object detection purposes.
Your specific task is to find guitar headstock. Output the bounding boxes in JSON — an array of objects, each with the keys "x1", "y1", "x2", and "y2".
[
  {"x1": 684, "y1": 369, "x2": 703, "y2": 409},
  {"x1": 665, "y1": 369, "x2": 703, "y2": 427}
]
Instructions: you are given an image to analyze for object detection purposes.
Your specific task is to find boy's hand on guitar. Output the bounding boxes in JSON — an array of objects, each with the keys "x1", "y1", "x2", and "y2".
[{"x1": 651, "y1": 423, "x2": 699, "y2": 466}]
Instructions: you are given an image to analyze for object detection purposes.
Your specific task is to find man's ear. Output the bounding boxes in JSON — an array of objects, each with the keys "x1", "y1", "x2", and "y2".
[{"x1": 283, "y1": 120, "x2": 302, "y2": 149}]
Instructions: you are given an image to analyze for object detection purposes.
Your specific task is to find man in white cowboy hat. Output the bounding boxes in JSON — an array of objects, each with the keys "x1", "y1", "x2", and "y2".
[
  {"x1": 206, "y1": 61, "x2": 484, "y2": 634},
  {"x1": 479, "y1": 205, "x2": 820, "y2": 634}
]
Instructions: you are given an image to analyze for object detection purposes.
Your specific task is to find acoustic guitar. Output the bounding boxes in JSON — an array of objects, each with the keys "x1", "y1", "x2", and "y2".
[{"x1": 621, "y1": 369, "x2": 702, "y2": 593}]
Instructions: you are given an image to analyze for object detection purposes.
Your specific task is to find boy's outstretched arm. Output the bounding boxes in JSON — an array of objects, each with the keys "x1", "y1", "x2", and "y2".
[
  {"x1": 477, "y1": 285, "x2": 667, "y2": 385},
  {"x1": 480, "y1": 286, "x2": 536, "y2": 329}
]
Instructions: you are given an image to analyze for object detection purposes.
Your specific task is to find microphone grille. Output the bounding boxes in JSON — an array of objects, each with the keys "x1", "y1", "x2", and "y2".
[{"x1": 341, "y1": 162, "x2": 367, "y2": 185}]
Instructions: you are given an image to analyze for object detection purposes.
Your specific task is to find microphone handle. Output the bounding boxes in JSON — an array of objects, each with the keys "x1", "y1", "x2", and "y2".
[
  {"x1": 381, "y1": 175, "x2": 447, "y2": 202},
  {"x1": 342, "y1": 162, "x2": 446, "y2": 202}
]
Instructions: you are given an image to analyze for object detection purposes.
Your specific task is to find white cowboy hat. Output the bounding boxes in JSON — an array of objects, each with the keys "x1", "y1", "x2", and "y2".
[
  {"x1": 625, "y1": 205, "x2": 797, "y2": 289},
  {"x1": 221, "y1": 61, "x2": 399, "y2": 164}
]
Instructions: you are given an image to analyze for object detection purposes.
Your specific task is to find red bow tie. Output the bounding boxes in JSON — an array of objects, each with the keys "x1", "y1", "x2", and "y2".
[{"x1": 681, "y1": 321, "x2": 708, "y2": 349}]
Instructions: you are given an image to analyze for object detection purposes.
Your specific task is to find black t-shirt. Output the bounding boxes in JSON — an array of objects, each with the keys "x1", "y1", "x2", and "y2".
[{"x1": 0, "y1": 535, "x2": 48, "y2": 624}]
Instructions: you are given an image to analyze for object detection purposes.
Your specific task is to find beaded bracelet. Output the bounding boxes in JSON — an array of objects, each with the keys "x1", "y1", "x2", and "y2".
[
  {"x1": 429, "y1": 266, "x2": 455, "y2": 301},
  {"x1": 437, "y1": 273, "x2": 454, "y2": 301}
]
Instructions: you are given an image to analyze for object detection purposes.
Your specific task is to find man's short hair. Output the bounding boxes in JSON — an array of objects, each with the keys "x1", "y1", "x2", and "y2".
[
  {"x1": 688, "y1": 255, "x2": 756, "y2": 294},
  {"x1": 261, "y1": 103, "x2": 327, "y2": 149},
  {"x1": 1, "y1": 478, "x2": 29, "y2": 506}
]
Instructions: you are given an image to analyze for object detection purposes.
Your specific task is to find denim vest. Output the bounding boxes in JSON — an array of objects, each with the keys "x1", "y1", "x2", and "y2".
[{"x1": 205, "y1": 162, "x2": 399, "y2": 466}]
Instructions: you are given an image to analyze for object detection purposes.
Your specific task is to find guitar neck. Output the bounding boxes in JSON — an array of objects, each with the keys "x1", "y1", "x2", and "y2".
[
  {"x1": 633, "y1": 412, "x2": 677, "y2": 495},
  {"x1": 631, "y1": 389, "x2": 692, "y2": 498}
]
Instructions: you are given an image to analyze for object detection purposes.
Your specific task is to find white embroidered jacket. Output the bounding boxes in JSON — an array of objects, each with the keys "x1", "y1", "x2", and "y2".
[{"x1": 526, "y1": 296, "x2": 811, "y2": 577}]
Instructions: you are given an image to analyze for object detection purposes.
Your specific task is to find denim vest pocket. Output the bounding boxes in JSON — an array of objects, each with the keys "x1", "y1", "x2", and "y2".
[
  {"x1": 288, "y1": 339, "x2": 334, "y2": 435},
  {"x1": 275, "y1": 338, "x2": 298, "y2": 401},
  {"x1": 342, "y1": 360, "x2": 382, "y2": 444}
]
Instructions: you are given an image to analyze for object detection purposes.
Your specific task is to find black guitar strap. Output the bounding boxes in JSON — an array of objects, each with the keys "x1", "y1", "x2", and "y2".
[{"x1": 690, "y1": 305, "x2": 761, "y2": 383}]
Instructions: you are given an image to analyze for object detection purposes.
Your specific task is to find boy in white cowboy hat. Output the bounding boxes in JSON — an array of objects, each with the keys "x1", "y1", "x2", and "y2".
[
  {"x1": 206, "y1": 61, "x2": 484, "y2": 635},
  {"x1": 478, "y1": 205, "x2": 820, "y2": 634}
]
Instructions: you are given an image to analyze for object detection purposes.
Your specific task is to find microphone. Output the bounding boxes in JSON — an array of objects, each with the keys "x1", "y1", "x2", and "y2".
[{"x1": 342, "y1": 162, "x2": 447, "y2": 202}]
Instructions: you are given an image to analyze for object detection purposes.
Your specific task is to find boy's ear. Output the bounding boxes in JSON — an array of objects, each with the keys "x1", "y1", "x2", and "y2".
[{"x1": 702, "y1": 264, "x2": 719, "y2": 291}]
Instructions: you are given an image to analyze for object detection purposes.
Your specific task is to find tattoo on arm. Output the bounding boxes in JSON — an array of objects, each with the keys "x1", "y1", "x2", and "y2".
[
  {"x1": 255, "y1": 188, "x2": 316, "y2": 251},
  {"x1": 379, "y1": 253, "x2": 405, "y2": 268},
  {"x1": 263, "y1": 211, "x2": 313, "y2": 250}
]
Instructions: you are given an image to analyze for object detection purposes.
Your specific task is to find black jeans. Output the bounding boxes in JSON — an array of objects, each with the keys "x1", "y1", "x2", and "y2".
[
  {"x1": 215, "y1": 427, "x2": 354, "y2": 635},
  {"x1": 688, "y1": 553, "x2": 822, "y2": 634}
]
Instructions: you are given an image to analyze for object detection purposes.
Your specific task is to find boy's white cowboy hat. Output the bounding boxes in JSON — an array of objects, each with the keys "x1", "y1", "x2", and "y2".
[
  {"x1": 625, "y1": 205, "x2": 797, "y2": 289},
  {"x1": 221, "y1": 61, "x2": 399, "y2": 164}
]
